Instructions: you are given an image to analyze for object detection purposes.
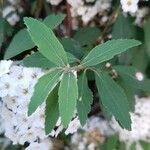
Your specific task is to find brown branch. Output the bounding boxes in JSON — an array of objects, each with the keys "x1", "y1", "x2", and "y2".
[
  {"x1": 66, "y1": 1, "x2": 72, "y2": 37},
  {"x1": 97, "y1": 7, "x2": 120, "y2": 43},
  {"x1": 34, "y1": 0, "x2": 43, "y2": 18}
]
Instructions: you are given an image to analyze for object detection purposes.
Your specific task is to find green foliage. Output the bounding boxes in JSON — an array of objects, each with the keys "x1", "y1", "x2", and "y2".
[
  {"x1": 74, "y1": 27, "x2": 101, "y2": 48},
  {"x1": 112, "y1": 13, "x2": 135, "y2": 39},
  {"x1": 105, "y1": 135, "x2": 118, "y2": 150},
  {"x1": 144, "y1": 17, "x2": 150, "y2": 58},
  {"x1": 95, "y1": 71, "x2": 131, "y2": 130},
  {"x1": 45, "y1": 86, "x2": 59, "y2": 134},
  {"x1": 28, "y1": 69, "x2": 62, "y2": 115},
  {"x1": 77, "y1": 72, "x2": 93, "y2": 126},
  {"x1": 22, "y1": 52, "x2": 55, "y2": 68},
  {"x1": 129, "y1": 143, "x2": 136, "y2": 150},
  {"x1": 140, "y1": 141, "x2": 150, "y2": 150},
  {"x1": 81, "y1": 39, "x2": 141, "y2": 67},
  {"x1": 117, "y1": 78, "x2": 135, "y2": 112},
  {"x1": 24, "y1": 17, "x2": 68, "y2": 67},
  {"x1": 20, "y1": 17, "x2": 143, "y2": 132},
  {"x1": 0, "y1": 17, "x2": 13, "y2": 48},
  {"x1": 60, "y1": 38, "x2": 84, "y2": 59},
  {"x1": 58, "y1": 72, "x2": 78, "y2": 127},
  {"x1": 22, "y1": 52, "x2": 78, "y2": 68},
  {"x1": 43, "y1": 13, "x2": 65, "y2": 29},
  {"x1": 4, "y1": 29, "x2": 35, "y2": 59},
  {"x1": 0, "y1": 17, "x2": 4, "y2": 48},
  {"x1": 114, "y1": 66, "x2": 150, "y2": 91}
]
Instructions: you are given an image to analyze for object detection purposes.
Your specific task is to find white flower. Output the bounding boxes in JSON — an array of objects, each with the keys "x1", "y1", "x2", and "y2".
[
  {"x1": 120, "y1": 0, "x2": 139, "y2": 13},
  {"x1": 25, "y1": 139, "x2": 52, "y2": 150},
  {"x1": 65, "y1": 117, "x2": 81, "y2": 135},
  {"x1": 0, "y1": 60, "x2": 12, "y2": 77},
  {"x1": 2, "y1": 6, "x2": 15, "y2": 18},
  {"x1": 0, "y1": 75, "x2": 16, "y2": 97},
  {"x1": 8, "y1": 0, "x2": 18, "y2": 5},
  {"x1": 135, "y1": 72, "x2": 144, "y2": 81},
  {"x1": 111, "y1": 96, "x2": 150, "y2": 147},
  {"x1": 7, "y1": 13, "x2": 20, "y2": 26},
  {"x1": 46, "y1": 0, "x2": 63, "y2": 5}
]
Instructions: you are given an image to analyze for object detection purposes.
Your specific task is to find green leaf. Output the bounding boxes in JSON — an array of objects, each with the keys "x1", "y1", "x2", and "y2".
[
  {"x1": 58, "y1": 72, "x2": 78, "y2": 127},
  {"x1": 60, "y1": 38, "x2": 84, "y2": 59},
  {"x1": 112, "y1": 13, "x2": 135, "y2": 39},
  {"x1": 67, "y1": 52, "x2": 79, "y2": 64},
  {"x1": 81, "y1": 39, "x2": 141, "y2": 67},
  {"x1": 0, "y1": 17, "x2": 4, "y2": 48},
  {"x1": 129, "y1": 143, "x2": 136, "y2": 150},
  {"x1": 22, "y1": 52, "x2": 78, "y2": 68},
  {"x1": 95, "y1": 71, "x2": 131, "y2": 130},
  {"x1": 22, "y1": 52, "x2": 55, "y2": 68},
  {"x1": 140, "y1": 141, "x2": 150, "y2": 150},
  {"x1": 114, "y1": 66, "x2": 150, "y2": 91},
  {"x1": 131, "y1": 46, "x2": 149, "y2": 72},
  {"x1": 118, "y1": 142, "x2": 126, "y2": 150},
  {"x1": 74, "y1": 27, "x2": 101, "y2": 46},
  {"x1": 105, "y1": 135, "x2": 118, "y2": 150},
  {"x1": 77, "y1": 72, "x2": 93, "y2": 126},
  {"x1": 144, "y1": 17, "x2": 150, "y2": 58},
  {"x1": 45, "y1": 86, "x2": 59, "y2": 134},
  {"x1": 24, "y1": 17, "x2": 68, "y2": 67},
  {"x1": 117, "y1": 77, "x2": 135, "y2": 112},
  {"x1": 4, "y1": 28, "x2": 35, "y2": 59},
  {"x1": 28, "y1": 69, "x2": 62, "y2": 115},
  {"x1": 43, "y1": 13, "x2": 65, "y2": 29}
]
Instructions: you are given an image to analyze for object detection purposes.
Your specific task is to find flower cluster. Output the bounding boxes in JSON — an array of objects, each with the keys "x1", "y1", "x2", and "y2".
[
  {"x1": 111, "y1": 96, "x2": 150, "y2": 149},
  {"x1": 67, "y1": 0, "x2": 112, "y2": 28},
  {"x1": 70, "y1": 117, "x2": 114, "y2": 150},
  {"x1": 121, "y1": 0, "x2": 139, "y2": 13},
  {"x1": 2, "y1": 0, "x2": 23, "y2": 26},
  {"x1": 0, "y1": 60, "x2": 81, "y2": 149},
  {"x1": 120, "y1": 0, "x2": 149, "y2": 26},
  {"x1": 46, "y1": 0, "x2": 63, "y2": 5}
]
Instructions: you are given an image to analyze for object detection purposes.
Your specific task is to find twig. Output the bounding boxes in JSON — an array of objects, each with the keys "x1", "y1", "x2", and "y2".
[
  {"x1": 66, "y1": 1, "x2": 72, "y2": 37},
  {"x1": 97, "y1": 7, "x2": 120, "y2": 43}
]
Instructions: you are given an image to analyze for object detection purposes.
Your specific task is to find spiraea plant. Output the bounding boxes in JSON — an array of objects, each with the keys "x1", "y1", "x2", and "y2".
[{"x1": 4, "y1": 14, "x2": 150, "y2": 135}]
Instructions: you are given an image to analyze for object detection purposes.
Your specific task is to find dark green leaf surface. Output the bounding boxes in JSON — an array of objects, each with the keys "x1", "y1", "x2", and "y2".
[
  {"x1": 67, "y1": 52, "x2": 79, "y2": 64},
  {"x1": 74, "y1": 27, "x2": 101, "y2": 46},
  {"x1": 60, "y1": 38, "x2": 84, "y2": 59},
  {"x1": 28, "y1": 69, "x2": 62, "y2": 115},
  {"x1": 45, "y1": 87, "x2": 59, "y2": 134},
  {"x1": 95, "y1": 72, "x2": 131, "y2": 130},
  {"x1": 22, "y1": 52, "x2": 55, "y2": 68},
  {"x1": 0, "y1": 17, "x2": 4, "y2": 48},
  {"x1": 43, "y1": 13, "x2": 65, "y2": 29},
  {"x1": 140, "y1": 141, "x2": 150, "y2": 150},
  {"x1": 58, "y1": 72, "x2": 78, "y2": 127},
  {"x1": 112, "y1": 13, "x2": 135, "y2": 39},
  {"x1": 114, "y1": 66, "x2": 150, "y2": 91},
  {"x1": 22, "y1": 52, "x2": 78, "y2": 68},
  {"x1": 77, "y1": 72, "x2": 93, "y2": 126},
  {"x1": 117, "y1": 78, "x2": 135, "y2": 112},
  {"x1": 144, "y1": 17, "x2": 150, "y2": 58},
  {"x1": 105, "y1": 135, "x2": 118, "y2": 150},
  {"x1": 81, "y1": 39, "x2": 141, "y2": 67},
  {"x1": 4, "y1": 28, "x2": 35, "y2": 59},
  {"x1": 129, "y1": 143, "x2": 136, "y2": 150},
  {"x1": 24, "y1": 17, "x2": 68, "y2": 67}
]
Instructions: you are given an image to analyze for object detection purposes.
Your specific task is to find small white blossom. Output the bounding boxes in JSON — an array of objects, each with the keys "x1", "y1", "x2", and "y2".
[
  {"x1": 111, "y1": 96, "x2": 150, "y2": 148},
  {"x1": 135, "y1": 72, "x2": 144, "y2": 81},
  {"x1": 120, "y1": 0, "x2": 139, "y2": 13},
  {"x1": 65, "y1": 117, "x2": 81, "y2": 135},
  {"x1": 0, "y1": 60, "x2": 12, "y2": 77},
  {"x1": 46, "y1": 0, "x2": 63, "y2": 5}
]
